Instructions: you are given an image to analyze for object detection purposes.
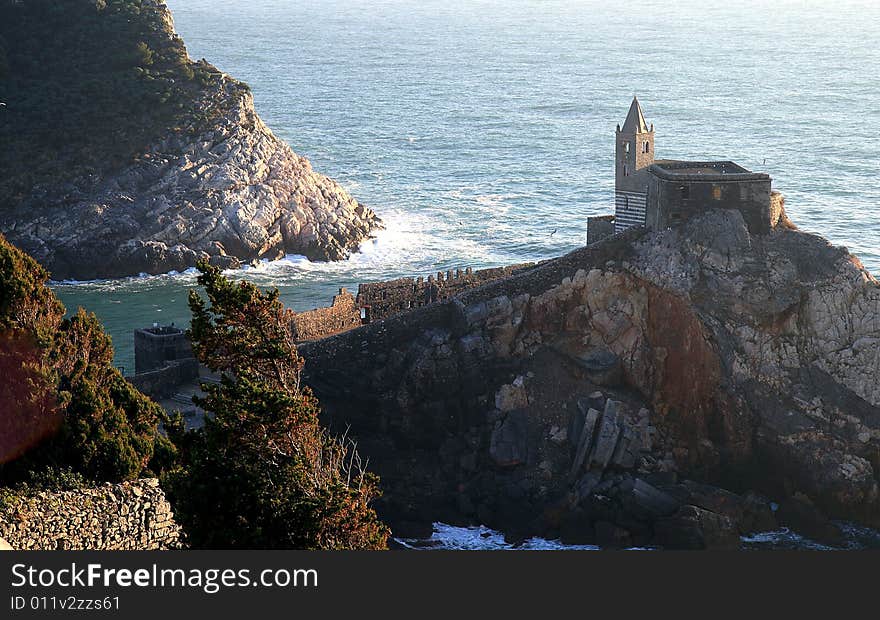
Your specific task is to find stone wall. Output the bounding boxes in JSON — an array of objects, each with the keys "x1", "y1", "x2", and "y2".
[
  {"x1": 283, "y1": 265, "x2": 536, "y2": 343},
  {"x1": 291, "y1": 288, "x2": 361, "y2": 341},
  {"x1": 587, "y1": 215, "x2": 616, "y2": 245},
  {"x1": 134, "y1": 326, "x2": 194, "y2": 374},
  {"x1": 646, "y1": 170, "x2": 772, "y2": 234},
  {"x1": 769, "y1": 191, "x2": 785, "y2": 227},
  {"x1": 356, "y1": 264, "x2": 534, "y2": 323},
  {"x1": 0, "y1": 479, "x2": 183, "y2": 550},
  {"x1": 128, "y1": 358, "x2": 200, "y2": 400},
  {"x1": 298, "y1": 230, "x2": 646, "y2": 538}
]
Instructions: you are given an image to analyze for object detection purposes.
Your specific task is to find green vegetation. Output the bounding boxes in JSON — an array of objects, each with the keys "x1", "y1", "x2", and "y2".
[
  {"x1": 0, "y1": 233, "x2": 174, "y2": 485},
  {"x1": 0, "y1": 234, "x2": 387, "y2": 548},
  {"x1": 163, "y1": 263, "x2": 389, "y2": 549},
  {"x1": 0, "y1": 0, "x2": 248, "y2": 200},
  {"x1": 0, "y1": 466, "x2": 88, "y2": 510}
]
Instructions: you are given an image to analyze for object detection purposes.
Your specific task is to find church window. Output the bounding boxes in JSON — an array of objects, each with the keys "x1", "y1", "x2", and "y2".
[
  {"x1": 624, "y1": 142, "x2": 630, "y2": 153},
  {"x1": 623, "y1": 164, "x2": 628, "y2": 176},
  {"x1": 643, "y1": 141, "x2": 650, "y2": 153}
]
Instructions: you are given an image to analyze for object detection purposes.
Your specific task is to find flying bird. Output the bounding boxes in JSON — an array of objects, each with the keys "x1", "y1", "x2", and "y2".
[{"x1": 549, "y1": 228, "x2": 557, "y2": 237}]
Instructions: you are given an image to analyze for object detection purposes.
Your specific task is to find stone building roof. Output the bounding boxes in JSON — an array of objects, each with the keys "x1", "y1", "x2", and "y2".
[
  {"x1": 649, "y1": 160, "x2": 770, "y2": 182},
  {"x1": 620, "y1": 96, "x2": 649, "y2": 134}
]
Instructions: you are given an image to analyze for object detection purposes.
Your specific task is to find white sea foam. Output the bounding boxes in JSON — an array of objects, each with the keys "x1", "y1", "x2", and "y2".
[
  {"x1": 740, "y1": 528, "x2": 836, "y2": 550},
  {"x1": 398, "y1": 521, "x2": 880, "y2": 551},
  {"x1": 53, "y1": 210, "x2": 429, "y2": 287},
  {"x1": 52, "y1": 266, "x2": 200, "y2": 288},
  {"x1": 396, "y1": 523, "x2": 602, "y2": 551}
]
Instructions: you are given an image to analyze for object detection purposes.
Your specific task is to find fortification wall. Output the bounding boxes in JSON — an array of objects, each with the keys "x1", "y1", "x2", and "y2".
[
  {"x1": 284, "y1": 265, "x2": 536, "y2": 343},
  {"x1": 134, "y1": 326, "x2": 193, "y2": 375},
  {"x1": 128, "y1": 358, "x2": 200, "y2": 399},
  {"x1": 0, "y1": 479, "x2": 183, "y2": 550},
  {"x1": 356, "y1": 264, "x2": 534, "y2": 323},
  {"x1": 291, "y1": 288, "x2": 361, "y2": 341}
]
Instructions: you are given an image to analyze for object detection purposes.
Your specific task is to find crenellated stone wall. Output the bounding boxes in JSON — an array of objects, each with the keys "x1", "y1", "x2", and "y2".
[
  {"x1": 356, "y1": 264, "x2": 535, "y2": 323},
  {"x1": 291, "y1": 288, "x2": 362, "y2": 342},
  {"x1": 0, "y1": 479, "x2": 183, "y2": 550},
  {"x1": 134, "y1": 325, "x2": 194, "y2": 375},
  {"x1": 284, "y1": 265, "x2": 536, "y2": 343}
]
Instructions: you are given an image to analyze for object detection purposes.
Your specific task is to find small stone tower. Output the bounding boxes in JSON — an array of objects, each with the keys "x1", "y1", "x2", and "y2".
[{"x1": 614, "y1": 96, "x2": 654, "y2": 232}]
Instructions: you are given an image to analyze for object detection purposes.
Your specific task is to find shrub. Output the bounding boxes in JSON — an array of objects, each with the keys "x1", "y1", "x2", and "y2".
[
  {"x1": 135, "y1": 41, "x2": 154, "y2": 67},
  {"x1": 0, "y1": 234, "x2": 173, "y2": 485},
  {"x1": 164, "y1": 263, "x2": 389, "y2": 549}
]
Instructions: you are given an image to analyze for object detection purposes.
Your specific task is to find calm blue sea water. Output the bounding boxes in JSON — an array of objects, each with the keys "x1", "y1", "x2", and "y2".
[{"x1": 53, "y1": 0, "x2": 880, "y2": 373}]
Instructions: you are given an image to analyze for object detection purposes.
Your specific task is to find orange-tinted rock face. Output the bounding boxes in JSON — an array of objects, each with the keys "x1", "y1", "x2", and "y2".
[{"x1": 644, "y1": 285, "x2": 720, "y2": 444}]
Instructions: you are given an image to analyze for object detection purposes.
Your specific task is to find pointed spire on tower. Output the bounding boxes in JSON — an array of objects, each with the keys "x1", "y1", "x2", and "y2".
[{"x1": 621, "y1": 96, "x2": 649, "y2": 134}]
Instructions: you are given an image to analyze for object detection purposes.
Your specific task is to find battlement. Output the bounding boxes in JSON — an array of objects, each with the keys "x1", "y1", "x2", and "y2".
[
  {"x1": 284, "y1": 264, "x2": 536, "y2": 343},
  {"x1": 356, "y1": 264, "x2": 534, "y2": 323},
  {"x1": 291, "y1": 288, "x2": 361, "y2": 342},
  {"x1": 132, "y1": 265, "x2": 538, "y2": 374},
  {"x1": 131, "y1": 323, "x2": 199, "y2": 398},
  {"x1": 133, "y1": 324, "x2": 194, "y2": 375}
]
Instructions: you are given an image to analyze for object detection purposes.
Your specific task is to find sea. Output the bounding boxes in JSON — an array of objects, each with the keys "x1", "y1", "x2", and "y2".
[
  {"x1": 398, "y1": 520, "x2": 880, "y2": 550},
  {"x1": 49, "y1": 0, "x2": 880, "y2": 549}
]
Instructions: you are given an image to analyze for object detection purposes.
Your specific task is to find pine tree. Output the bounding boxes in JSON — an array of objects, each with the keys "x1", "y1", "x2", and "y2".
[{"x1": 165, "y1": 262, "x2": 388, "y2": 549}]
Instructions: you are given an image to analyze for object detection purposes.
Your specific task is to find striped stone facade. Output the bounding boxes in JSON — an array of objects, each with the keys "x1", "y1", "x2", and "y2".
[{"x1": 614, "y1": 190, "x2": 647, "y2": 233}]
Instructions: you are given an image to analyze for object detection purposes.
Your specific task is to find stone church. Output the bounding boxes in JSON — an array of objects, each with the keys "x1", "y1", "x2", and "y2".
[{"x1": 588, "y1": 97, "x2": 785, "y2": 243}]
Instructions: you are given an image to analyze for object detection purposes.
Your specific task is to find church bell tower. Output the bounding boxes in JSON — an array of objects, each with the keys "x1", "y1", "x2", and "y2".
[{"x1": 615, "y1": 97, "x2": 654, "y2": 232}]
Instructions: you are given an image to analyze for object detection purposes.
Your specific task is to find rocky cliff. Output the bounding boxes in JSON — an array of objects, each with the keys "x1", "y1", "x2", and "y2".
[
  {"x1": 300, "y1": 210, "x2": 880, "y2": 548},
  {"x1": 0, "y1": 0, "x2": 380, "y2": 279}
]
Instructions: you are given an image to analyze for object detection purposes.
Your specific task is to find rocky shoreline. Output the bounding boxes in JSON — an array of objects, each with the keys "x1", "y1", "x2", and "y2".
[
  {"x1": 2, "y1": 77, "x2": 381, "y2": 280},
  {"x1": 0, "y1": 1, "x2": 381, "y2": 280}
]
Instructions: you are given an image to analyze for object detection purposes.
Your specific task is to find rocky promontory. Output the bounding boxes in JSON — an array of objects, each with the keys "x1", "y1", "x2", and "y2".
[
  {"x1": 300, "y1": 209, "x2": 880, "y2": 548},
  {"x1": 0, "y1": 0, "x2": 380, "y2": 279}
]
